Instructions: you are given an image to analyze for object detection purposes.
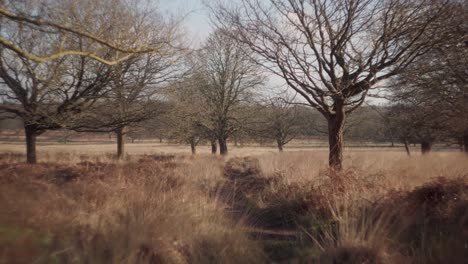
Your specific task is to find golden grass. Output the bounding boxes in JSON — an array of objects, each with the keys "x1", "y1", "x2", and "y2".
[
  {"x1": 0, "y1": 142, "x2": 281, "y2": 156},
  {"x1": 0, "y1": 156, "x2": 264, "y2": 263},
  {"x1": 0, "y1": 146, "x2": 467, "y2": 263},
  {"x1": 0, "y1": 141, "x2": 417, "y2": 161},
  {"x1": 258, "y1": 151, "x2": 468, "y2": 190}
]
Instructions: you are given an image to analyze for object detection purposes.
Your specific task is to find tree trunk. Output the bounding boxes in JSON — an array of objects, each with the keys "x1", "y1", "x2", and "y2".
[
  {"x1": 24, "y1": 125, "x2": 38, "y2": 164},
  {"x1": 116, "y1": 127, "x2": 125, "y2": 160},
  {"x1": 463, "y1": 132, "x2": 468, "y2": 153},
  {"x1": 190, "y1": 139, "x2": 196, "y2": 155},
  {"x1": 276, "y1": 139, "x2": 284, "y2": 152},
  {"x1": 211, "y1": 139, "x2": 217, "y2": 154},
  {"x1": 403, "y1": 138, "x2": 411, "y2": 156},
  {"x1": 219, "y1": 138, "x2": 228, "y2": 155},
  {"x1": 327, "y1": 111, "x2": 346, "y2": 171},
  {"x1": 421, "y1": 141, "x2": 432, "y2": 154},
  {"x1": 159, "y1": 137, "x2": 162, "y2": 143},
  {"x1": 458, "y1": 137, "x2": 464, "y2": 152}
]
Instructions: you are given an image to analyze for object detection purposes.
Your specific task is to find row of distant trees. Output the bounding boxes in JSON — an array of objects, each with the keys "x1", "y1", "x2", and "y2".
[
  {"x1": 385, "y1": 6, "x2": 468, "y2": 155},
  {"x1": 1, "y1": 98, "x2": 465, "y2": 155},
  {"x1": 1, "y1": 0, "x2": 467, "y2": 170},
  {"x1": 209, "y1": 0, "x2": 467, "y2": 170}
]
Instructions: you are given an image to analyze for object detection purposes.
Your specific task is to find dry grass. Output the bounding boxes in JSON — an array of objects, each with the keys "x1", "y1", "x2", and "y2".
[
  {"x1": 0, "y1": 155, "x2": 263, "y2": 264},
  {"x1": 0, "y1": 142, "x2": 286, "y2": 159},
  {"x1": 0, "y1": 146, "x2": 467, "y2": 263},
  {"x1": 0, "y1": 141, "x2": 419, "y2": 162},
  {"x1": 258, "y1": 151, "x2": 468, "y2": 190}
]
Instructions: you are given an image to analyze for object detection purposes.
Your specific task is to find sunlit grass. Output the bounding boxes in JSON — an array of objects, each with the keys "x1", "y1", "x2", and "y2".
[{"x1": 0, "y1": 146, "x2": 466, "y2": 263}]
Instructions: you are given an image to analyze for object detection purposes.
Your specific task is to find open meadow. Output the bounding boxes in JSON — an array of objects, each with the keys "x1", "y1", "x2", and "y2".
[
  {"x1": 0, "y1": 140, "x2": 417, "y2": 160},
  {"x1": 1, "y1": 143, "x2": 467, "y2": 263},
  {"x1": 1, "y1": 0, "x2": 467, "y2": 263}
]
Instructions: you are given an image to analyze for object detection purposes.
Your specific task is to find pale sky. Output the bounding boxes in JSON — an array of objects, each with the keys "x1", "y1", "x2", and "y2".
[
  {"x1": 157, "y1": 0, "x2": 388, "y2": 106},
  {"x1": 158, "y1": 0, "x2": 289, "y2": 98},
  {"x1": 159, "y1": 0, "x2": 212, "y2": 46}
]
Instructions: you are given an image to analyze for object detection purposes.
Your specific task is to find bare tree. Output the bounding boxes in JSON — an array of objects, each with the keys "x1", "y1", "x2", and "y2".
[
  {"x1": 0, "y1": 0, "x2": 164, "y2": 163},
  {"x1": 72, "y1": 5, "x2": 188, "y2": 160},
  {"x1": 0, "y1": 0, "x2": 159, "y2": 65},
  {"x1": 0, "y1": 43, "x2": 112, "y2": 163},
  {"x1": 260, "y1": 98, "x2": 303, "y2": 152},
  {"x1": 195, "y1": 29, "x2": 263, "y2": 155},
  {"x1": 75, "y1": 49, "x2": 186, "y2": 160},
  {"x1": 210, "y1": 0, "x2": 452, "y2": 169},
  {"x1": 382, "y1": 1, "x2": 468, "y2": 154},
  {"x1": 385, "y1": 103, "x2": 442, "y2": 155},
  {"x1": 165, "y1": 78, "x2": 208, "y2": 155},
  {"x1": 389, "y1": 1, "x2": 468, "y2": 153}
]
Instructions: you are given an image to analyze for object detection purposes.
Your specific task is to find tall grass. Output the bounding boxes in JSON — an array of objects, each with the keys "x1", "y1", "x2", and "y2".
[
  {"x1": 0, "y1": 150, "x2": 467, "y2": 263},
  {"x1": 0, "y1": 155, "x2": 263, "y2": 263}
]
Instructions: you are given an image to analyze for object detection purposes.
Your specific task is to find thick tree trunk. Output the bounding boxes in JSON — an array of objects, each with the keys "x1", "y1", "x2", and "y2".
[
  {"x1": 327, "y1": 111, "x2": 346, "y2": 171},
  {"x1": 276, "y1": 139, "x2": 284, "y2": 152},
  {"x1": 219, "y1": 138, "x2": 228, "y2": 155},
  {"x1": 211, "y1": 139, "x2": 217, "y2": 154},
  {"x1": 421, "y1": 141, "x2": 432, "y2": 154},
  {"x1": 24, "y1": 125, "x2": 38, "y2": 164},
  {"x1": 403, "y1": 139, "x2": 411, "y2": 156},
  {"x1": 190, "y1": 139, "x2": 196, "y2": 155},
  {"x1": 116, "y1": 127, "x2": 125, "y2": 160}
]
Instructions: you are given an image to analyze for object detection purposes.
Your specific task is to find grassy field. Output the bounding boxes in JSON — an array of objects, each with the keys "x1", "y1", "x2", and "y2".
[
  {"x1": 0, "y1": 140, "x2": 448, "y2": 160},
  {"x1": 1, "y1": 143, "x2": 467, "y2": 263}
]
